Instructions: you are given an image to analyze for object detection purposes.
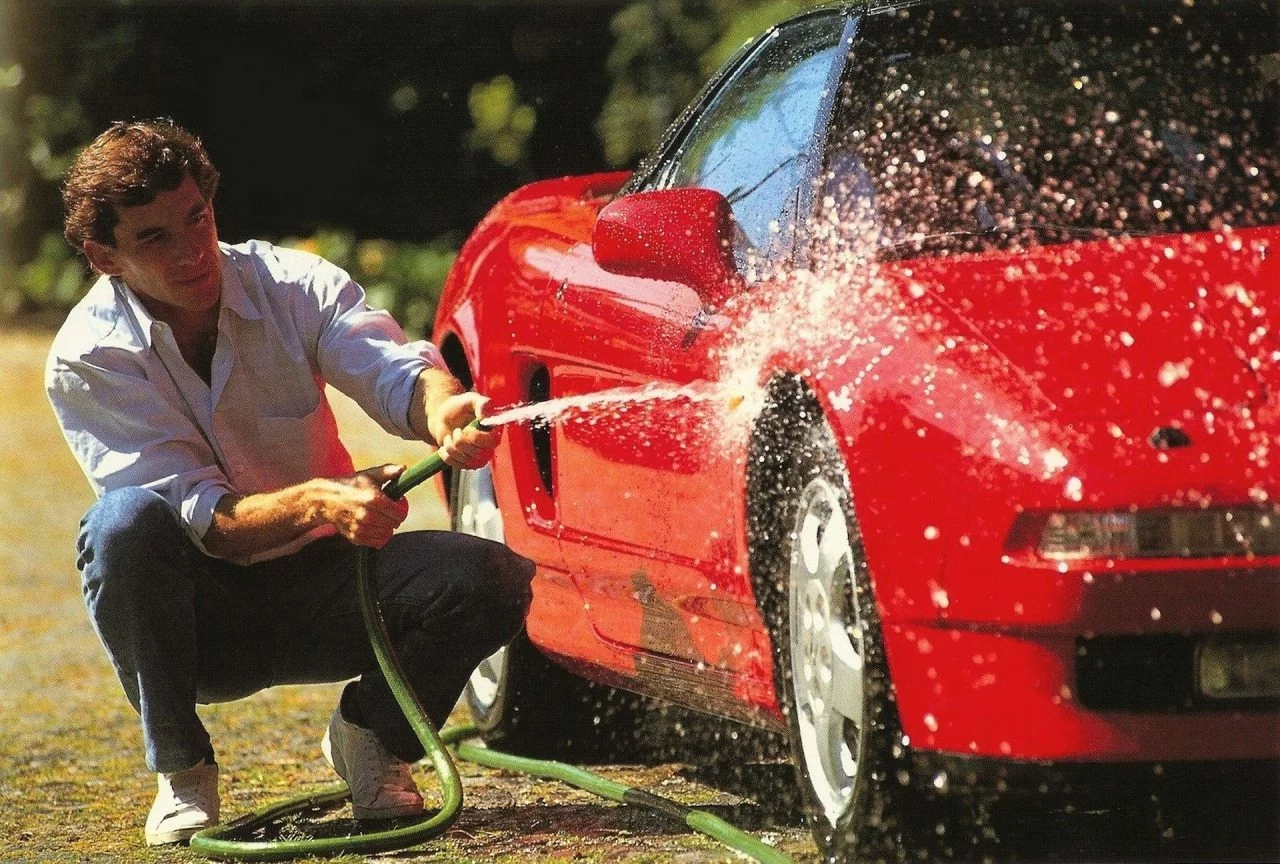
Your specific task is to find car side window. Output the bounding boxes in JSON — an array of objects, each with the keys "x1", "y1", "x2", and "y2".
[{"x1": 657, "y1": 14, "x2": 850, "y2": 269}]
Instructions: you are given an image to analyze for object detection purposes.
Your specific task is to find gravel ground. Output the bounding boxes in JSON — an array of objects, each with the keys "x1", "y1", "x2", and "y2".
[{"x1": 0, "y1": 322, "x2": 817, "y2": 864}]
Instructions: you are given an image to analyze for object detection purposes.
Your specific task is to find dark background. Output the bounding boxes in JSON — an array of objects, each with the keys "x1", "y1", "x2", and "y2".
[{"x1": 8, "y1": 0, "x2": 625, "y2": 253}]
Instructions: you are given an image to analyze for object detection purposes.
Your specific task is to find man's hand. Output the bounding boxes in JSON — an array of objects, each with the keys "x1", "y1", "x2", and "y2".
[
  {"x1": 315, "y1": 464, "x2": 411, "y2": 548},
  {"x1": 204, "y1": 464, "x2": 410, "y2": 560},
  {"x1": 411, "y1": 368, "x2": 502, "y2": 470},
  {"x1": 430, "y1": 391, "x2": 502, "y2": 470}
]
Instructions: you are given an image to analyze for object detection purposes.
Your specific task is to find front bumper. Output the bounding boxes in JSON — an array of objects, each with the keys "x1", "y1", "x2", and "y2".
[{"x1": 885, "y1": 623, "x2": 1280, "y2": 761}]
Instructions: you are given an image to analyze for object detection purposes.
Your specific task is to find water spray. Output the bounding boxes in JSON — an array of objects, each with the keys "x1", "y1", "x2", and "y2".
[{"x1": 189, "y1": 400, "x2": 791, "y2": 863}]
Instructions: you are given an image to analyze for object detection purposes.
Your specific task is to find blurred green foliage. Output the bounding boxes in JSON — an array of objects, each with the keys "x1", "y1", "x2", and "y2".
[
  {"x1": 596, "y1": 0, "x2": 823, "y2": 167},
  {"x1": 0, "y1": 228, "x2": 457, "y2": 337},
  {"x1": 0, "y1": 0, "x2": 129, "y2": 318},
  {"x1": 3, "y1": 231, "x2": 87, "y2": 317},
  {"x1": 467, "y1": 74, "x2": 537, "y2": 169},
  {"x1": 2, "y1": 0, "x2": 813, "y2": 320},
  {"x1": 0, "y1": 0, "x2": 464, "y2": 328}
]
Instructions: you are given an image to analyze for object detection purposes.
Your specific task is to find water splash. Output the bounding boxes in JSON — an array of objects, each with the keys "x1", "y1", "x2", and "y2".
[{"x1": 481, "y1": 380, "x2": 755, "y2": 430}]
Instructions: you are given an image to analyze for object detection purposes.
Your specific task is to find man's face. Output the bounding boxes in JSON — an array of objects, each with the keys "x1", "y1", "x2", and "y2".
[{"x1": 83, "y1": 173, "x2": 222, "y2": 318}]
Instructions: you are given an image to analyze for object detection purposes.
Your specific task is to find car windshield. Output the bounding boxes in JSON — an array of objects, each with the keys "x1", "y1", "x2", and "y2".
[{"x1": 823, "y1": 1, "x2": 1279, "y2": 261}]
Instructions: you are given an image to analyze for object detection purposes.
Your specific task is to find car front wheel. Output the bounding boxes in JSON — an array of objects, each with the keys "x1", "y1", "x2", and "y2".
[{"x1": 749, "y1": 396, "x2": 912, "y2": 862}]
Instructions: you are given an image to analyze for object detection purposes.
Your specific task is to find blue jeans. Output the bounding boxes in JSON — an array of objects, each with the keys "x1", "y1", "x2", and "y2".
[{"x1": 77, "y1": 487, "x2": 534, "y2": 773}]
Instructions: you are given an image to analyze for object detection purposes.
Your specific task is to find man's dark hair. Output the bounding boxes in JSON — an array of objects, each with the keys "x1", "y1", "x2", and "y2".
[{"x1": 62, "y1": 118, "x2": 220, "y2": 252}]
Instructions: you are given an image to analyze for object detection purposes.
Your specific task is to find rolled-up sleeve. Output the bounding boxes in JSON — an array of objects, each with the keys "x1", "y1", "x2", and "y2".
[
  {"x1": 46, "y1": 353, "x2": 235, "y2": 551},
  {"x1": 302, "y1": 257, "x2": 444, "y2": 440}
]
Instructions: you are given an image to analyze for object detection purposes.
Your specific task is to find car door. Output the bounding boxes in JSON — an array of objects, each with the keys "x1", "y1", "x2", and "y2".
[{"x1": 545, "y1": 11, "x2": 855, "y2": 666}]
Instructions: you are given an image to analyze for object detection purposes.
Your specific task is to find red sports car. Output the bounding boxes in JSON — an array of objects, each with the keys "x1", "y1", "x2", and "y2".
[{"x1": 433, "y1": 0, "x2": 1279, "y2": 858}]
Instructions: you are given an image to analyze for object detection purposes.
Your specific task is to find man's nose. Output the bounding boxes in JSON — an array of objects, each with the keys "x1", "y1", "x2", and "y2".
[{"x1": 176, "y1": 226, "x2": 206, "y2": 266}]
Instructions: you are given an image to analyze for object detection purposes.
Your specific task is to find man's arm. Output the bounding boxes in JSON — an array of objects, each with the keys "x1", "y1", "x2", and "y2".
[
  {"x1": 205, "y1": 365, "x2": 502, "y2": 561},
  {"x1": 202, "y1": 464, "x2": 409, "y2": 561},
  {"x1": 290, "y1": 250, "x2": 501, "y2": 464},
  {"x1": 206, "y1": 363, "x2": 500, "y2": 561},
  {"x1": 409, "y1": 366, "x2": 502, "y2": 469}
]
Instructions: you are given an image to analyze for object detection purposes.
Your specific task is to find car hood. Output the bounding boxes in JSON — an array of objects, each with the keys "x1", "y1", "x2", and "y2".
[{"x1": 887, "y1": 226, "x2": 1279, "y2": 425}]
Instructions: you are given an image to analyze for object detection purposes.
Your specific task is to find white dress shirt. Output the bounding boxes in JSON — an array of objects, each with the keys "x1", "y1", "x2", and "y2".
[{"x1": 46, "y1": 239, "x2": 445, "y2": 563}]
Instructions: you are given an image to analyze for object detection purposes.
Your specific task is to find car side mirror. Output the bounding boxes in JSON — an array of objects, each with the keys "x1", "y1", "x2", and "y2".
[{"x1": 592, "y1": 187, "x2": 745, "y2": 309}]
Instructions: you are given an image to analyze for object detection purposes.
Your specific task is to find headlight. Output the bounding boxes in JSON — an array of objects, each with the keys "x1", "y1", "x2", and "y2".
[{"x1": 1025, "y1": 508, "x2": 1280, "y2": 561}]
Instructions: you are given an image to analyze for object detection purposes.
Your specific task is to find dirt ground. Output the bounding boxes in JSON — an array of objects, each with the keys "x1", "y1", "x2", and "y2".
[{"x1": 0, "y1": 322, "x2": 817, "y2": 863}]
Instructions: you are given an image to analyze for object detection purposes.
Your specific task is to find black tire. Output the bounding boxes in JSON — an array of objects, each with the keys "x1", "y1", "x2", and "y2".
[
  {"x1": 748, "y1": 381, "x2": 915, "y2": 863},
  {"x1": 452, "y1": 464, "x2": 642, "y2": 761}
]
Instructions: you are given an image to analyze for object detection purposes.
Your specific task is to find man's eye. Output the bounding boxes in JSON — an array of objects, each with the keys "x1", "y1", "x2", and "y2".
[{"x1": 191, "y1": 208, "x2": 210, "y2": 224}]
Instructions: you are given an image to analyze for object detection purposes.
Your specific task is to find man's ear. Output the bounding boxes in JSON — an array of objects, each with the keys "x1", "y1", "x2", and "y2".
[{"x1": 82, "y1": 239, "x2": 123, "y2": 277}]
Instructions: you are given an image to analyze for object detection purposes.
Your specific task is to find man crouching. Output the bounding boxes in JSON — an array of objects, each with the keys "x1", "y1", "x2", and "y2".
[{"x1": 46, "y1": 118, "x2": 534, "y2": 845}]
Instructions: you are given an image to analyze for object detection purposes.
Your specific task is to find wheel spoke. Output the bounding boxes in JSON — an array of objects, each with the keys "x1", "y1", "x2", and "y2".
[
  {"x1": 818, "y1": 505, "x2": 850, "y2": 580},
  {"x1": 469, "y1": 647, "x2": 505, "y2": 707},
  {"x1": 461, "y1": 466, "x2": 504, "y2": 542},
  {"x1": 799, "y1": 510, "x2": 823, "y2": 576},
  {"x1": 827, "y1": 625, "x2": 864, "y2": 722},
  {"x1": 808, "y1": 701, "x2": 841, "y2": 771}
]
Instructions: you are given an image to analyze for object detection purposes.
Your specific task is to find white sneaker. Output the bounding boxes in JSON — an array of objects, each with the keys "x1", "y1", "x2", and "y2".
[
  {"x1": 145, "y1": 758, "x2": 219, "y2": 846},
  {"x1": 321, "y1": 708, "x2": 424, "y2": 819}
]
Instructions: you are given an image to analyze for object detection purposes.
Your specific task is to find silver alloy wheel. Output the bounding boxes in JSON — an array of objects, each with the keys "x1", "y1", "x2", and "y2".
[
  {"x1": 790, "y1": 476, "x2": 866, "y2": 828},
  {"x1": 457, "y1": 465, "x2": 509, "y2": 718},
  {"x1": 455, "y1": 464, "x2": 504, "y2": 541}
]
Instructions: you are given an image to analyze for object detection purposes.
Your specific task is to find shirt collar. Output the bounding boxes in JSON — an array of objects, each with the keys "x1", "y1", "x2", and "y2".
[
  {"x1": 217, "y1": 243, "x2": 262, "y2": 322},
  {"x1": 111, "y1": 277, "x2": 160, "y2": 349},
  {"x1": 110, "y1": 244, "x2": 261, "y2": 348}
]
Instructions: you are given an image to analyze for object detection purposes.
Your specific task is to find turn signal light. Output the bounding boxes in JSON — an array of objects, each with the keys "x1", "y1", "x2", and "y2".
[{"x1": 1027, "y1": 508, "x2": 1280, "y2": 561}]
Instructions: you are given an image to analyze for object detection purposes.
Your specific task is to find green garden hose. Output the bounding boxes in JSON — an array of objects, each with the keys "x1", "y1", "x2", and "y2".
[
  {"x1": 443, "y1": 729, "x2": 794, "y2": 864},
  {"x1": 188, "y1": 418, "x2": 794, "y2": 864}
]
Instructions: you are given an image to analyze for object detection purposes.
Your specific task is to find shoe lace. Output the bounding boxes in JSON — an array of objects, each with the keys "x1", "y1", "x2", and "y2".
[{"x1": 165, "y1": 765, "x2": 213, "y2": 808}]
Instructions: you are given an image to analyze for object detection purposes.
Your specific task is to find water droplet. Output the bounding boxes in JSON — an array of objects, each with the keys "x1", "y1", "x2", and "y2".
[
  {"x1": 1064, "y1": 476, "x2": 1084, "y2": 502},
  {"x1": 923, "y1": 525, "x2": 940, "y2": 540},
  {"x1": 930, "y1": 584, "x2": 950, "y2": 609},
  {"x1": 923, "y1": 713, "x2": 939, "y2": 732},
  {"x1": 1158, "y1": 359, "x2": 1192, "y2": 387}
]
